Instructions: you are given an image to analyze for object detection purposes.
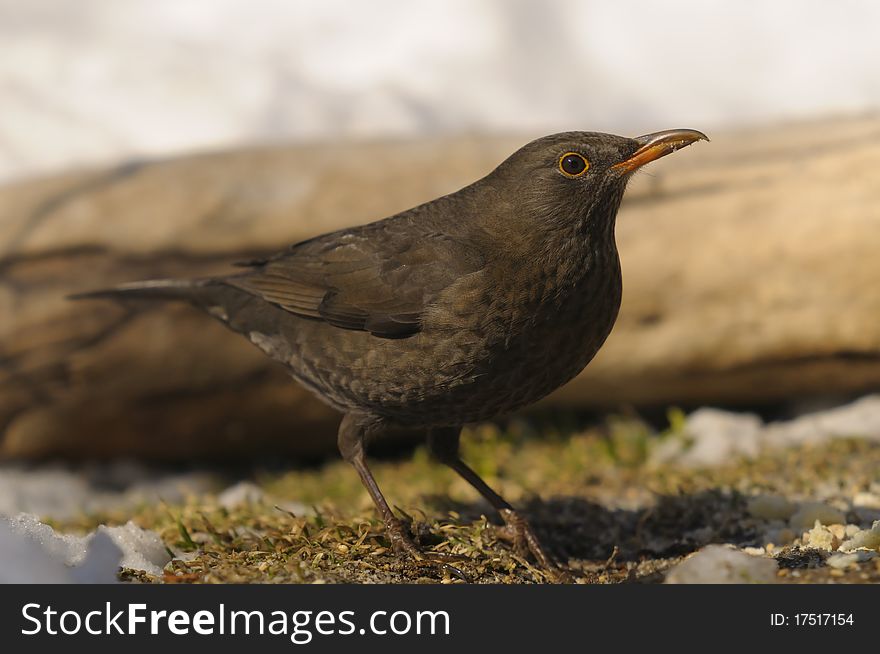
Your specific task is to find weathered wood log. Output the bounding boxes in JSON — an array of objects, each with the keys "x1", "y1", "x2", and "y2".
[{"x1": 2, "y1": 117, "x2": 879, "y2": 460}]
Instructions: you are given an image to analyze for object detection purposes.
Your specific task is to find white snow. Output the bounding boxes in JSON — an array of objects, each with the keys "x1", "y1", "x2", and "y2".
[
  {"x1": 2, "y1": 1, "x2": 880, "y2": 183},
  {"x1": 654, "y1": 395, "x2": 880, "y2": 468},
  {"x1": 0, "y1": 513, "x2": 171, "y2": 583},
  {"x1": 217, "y1": 481, "x2": 265, "y2": 509},
  {"x1": 659, "y1": 408, "x2": 763, "y2": 467},
  {"x1": 765, "y1": 395, "x2": 880, "y2": 447},
  {"x1": 0, "y1": 462, "x2": 215, "y2": 520},
  {"x1": 98, "y1": 522, "x2": 172, "y2": 575}
]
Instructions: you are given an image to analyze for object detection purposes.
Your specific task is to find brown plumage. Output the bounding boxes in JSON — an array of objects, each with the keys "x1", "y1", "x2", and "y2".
[{"x1": 74, "y1": 128, "x2": 707, "y2": 580}]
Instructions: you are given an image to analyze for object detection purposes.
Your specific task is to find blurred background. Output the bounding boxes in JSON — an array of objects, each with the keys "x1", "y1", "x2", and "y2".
[
  {"x1": 2, "y1": 1, "x2": 880, "y2": 583},
  {"x1": 3, "y1": 0, "x2": 880, "y2": 182}
]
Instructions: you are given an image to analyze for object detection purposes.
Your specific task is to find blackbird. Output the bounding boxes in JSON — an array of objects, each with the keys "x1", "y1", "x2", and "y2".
[{"x1": 74, "y1": 128, "x2": 706, "y2": 579}]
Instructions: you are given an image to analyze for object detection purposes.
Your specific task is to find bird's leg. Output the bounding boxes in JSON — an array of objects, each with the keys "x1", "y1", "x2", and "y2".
[
  {"x1": 428, "y1": 427, "x2": 571, "y2": 581},
  {"x1": 337, "y1": 414, "x2": 466, "y2": 575}
]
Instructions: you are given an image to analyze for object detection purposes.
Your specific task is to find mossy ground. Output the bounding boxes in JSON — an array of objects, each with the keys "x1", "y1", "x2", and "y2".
[{"x1": 56, "y1": 415, "x2": 880, "y2": 584}]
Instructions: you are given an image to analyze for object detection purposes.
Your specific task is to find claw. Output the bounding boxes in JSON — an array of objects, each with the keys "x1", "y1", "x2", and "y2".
[
  {"x1": 384, "y1": 516, "x2": 471, "y2": 581},
  {"x1": 489, "y1": 509, "x2": 573, "y2": 583}
]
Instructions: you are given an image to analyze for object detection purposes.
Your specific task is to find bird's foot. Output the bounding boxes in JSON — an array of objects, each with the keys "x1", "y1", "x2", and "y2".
[
  {"x1": 490, "y1": 508, "x2": 572, "y2": 583},
  {"x1": 384, "y1": 516, "x2": 469, "y2": 580}
]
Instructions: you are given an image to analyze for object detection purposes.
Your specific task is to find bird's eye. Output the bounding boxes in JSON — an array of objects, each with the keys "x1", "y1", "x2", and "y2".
[{"x1": 558, "y1": 152, "x2": 589, "y2": 177}]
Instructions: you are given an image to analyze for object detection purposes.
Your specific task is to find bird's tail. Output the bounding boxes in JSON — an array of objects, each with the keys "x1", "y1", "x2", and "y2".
[
  {"x1": 71, "y1": 277, "x2": 294, "y2": 363},
  {"x1": 68, "y1": 278, "x2": 208, "y2": 303}
]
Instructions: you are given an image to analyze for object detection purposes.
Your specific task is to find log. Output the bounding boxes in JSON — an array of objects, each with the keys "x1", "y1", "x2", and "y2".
[{"x1": 2, "y1": 117, "x2": 879, "y2": 460}]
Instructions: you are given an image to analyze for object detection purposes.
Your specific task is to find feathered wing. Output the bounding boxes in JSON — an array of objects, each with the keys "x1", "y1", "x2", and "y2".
[{"x1": 225, "y1": 218, "x2": 485, "y2": 338}]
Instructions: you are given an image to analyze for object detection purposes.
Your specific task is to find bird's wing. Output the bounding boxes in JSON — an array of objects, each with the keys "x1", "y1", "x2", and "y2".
[{"x1": 225, "y1": 218, "x2": 484, "y2": 338}]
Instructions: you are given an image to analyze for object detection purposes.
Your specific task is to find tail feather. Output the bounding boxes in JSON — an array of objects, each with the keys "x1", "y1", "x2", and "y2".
[
  {"x1": 70, "y1": 276, "x2": 302, "y2": 366},
  {"x1": 68, "y1": 279, "x2": 206, "y2": 302}
]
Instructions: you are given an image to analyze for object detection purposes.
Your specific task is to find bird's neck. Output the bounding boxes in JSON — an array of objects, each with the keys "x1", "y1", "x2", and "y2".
[
  {"x1": 480, "y1": 216, "x2": 621, "y2": 325},
  {"x1": 537, "y1": 215, "x2": 621, "y2": 305},
  {"x1": 501, "y1": 187, "x2": 624, "y2": 291}
]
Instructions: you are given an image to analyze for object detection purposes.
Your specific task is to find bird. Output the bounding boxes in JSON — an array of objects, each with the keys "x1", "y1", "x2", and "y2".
[{"x1": 73, "y1": 128, "x2": 707, "y2": 580}]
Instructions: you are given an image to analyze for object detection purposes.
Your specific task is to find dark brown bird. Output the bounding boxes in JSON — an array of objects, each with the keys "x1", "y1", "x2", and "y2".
[{"x1": 74, "y1": 129, "x2": 706, "y2": 579}]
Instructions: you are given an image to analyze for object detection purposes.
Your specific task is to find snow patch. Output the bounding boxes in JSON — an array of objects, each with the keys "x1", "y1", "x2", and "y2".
[
  {"x1": 0, "y1": 513, "x2": 170, "y2": 583},
  {"x1": 655, "y1": 395, "x2": 880, "y2": 468}
]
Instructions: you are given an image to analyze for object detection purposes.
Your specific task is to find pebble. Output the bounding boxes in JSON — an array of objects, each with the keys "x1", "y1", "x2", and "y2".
[
  {"x1": 826, "y1": 551, "x2": 877, "y2": 570},
  {"x1": 853, "y1": 492, "x2": 880, "y2": 509},
  {"x1": 665, "y1": 545, "x2": 777, "y2": 584},
  {"x1": 747, "y1": 494, "x2": 796, "y2": 521},
  {"x1": 802, "y1": 522, "x2": 840, "y2": 551},
  {"x1": 789, "y1": 503, "x2": 847, "y2": 531},
  {"x1": 839, "y1": 520, "x2": 880, "y2": 552},
  {"x1": 762, "y1": 525, "x2": 796, "y2": 548}
]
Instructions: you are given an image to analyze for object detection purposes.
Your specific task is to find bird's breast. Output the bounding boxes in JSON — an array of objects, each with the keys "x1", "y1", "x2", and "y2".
[{"x1": 418, "y1": 242, "x2": 623, "y2": 421}]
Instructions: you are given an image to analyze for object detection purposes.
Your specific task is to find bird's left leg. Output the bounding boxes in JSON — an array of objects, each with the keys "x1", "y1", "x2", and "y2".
[{"x1": 427, "y1": 427, "x2": 570, "y2": 581}]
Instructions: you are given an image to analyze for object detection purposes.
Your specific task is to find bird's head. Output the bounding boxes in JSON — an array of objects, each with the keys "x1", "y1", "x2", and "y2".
[{"x1": 488, "y1": 129, "x2": 707, "y2": 237}]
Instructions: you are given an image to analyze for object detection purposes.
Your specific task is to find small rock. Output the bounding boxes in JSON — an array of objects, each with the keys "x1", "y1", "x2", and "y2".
[
  {"x1": 743, "y1": 546, "x2": 766, "y2": 556},
  {"x1": 826, "y1": 551, "x2": 877, "y2": 570},
  {"x1": 853, "y1": 492, "x2": 880, "y2": 509},
  {"x1": 762, "y1": 524, "x2": 796, "y2": 548},
  {"x1": 665, "y1": 545, "x2": 777, "y2": 584},
  {"x1": 775, "y1": 547, "x2": 828, "y2": 569},
  {"x1": 827, "y1": 524, "x2": 846, "y2": 541},
  {"x1": 852, "y1": 506, "x2": 880, "y2": 524},
  {"x1": 789, "y1": 502, "x2": 847, "y2": 531},
  {"x1": 748, "y1": 494, "x2": 796, "y2": 521},
  {"x1": 839, "y1": 520, "x2": 880, "y2": 552},
  {"x1": 802, "y1": 522, "x2": 840, "y2": 551}
]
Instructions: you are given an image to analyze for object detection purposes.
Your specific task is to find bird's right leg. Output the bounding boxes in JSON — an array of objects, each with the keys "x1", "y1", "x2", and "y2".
[
  {"x1": 428, "y1": 427, "x2": 571, "y2": 582},
  {"x1": 337, "y1": 413, "x2": 466, "y2": 574}
]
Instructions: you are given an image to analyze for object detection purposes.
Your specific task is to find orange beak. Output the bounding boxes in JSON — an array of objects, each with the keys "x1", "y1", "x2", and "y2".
[{"x1": 612, "y1": 128, "x2": 708, "y2": 174}]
